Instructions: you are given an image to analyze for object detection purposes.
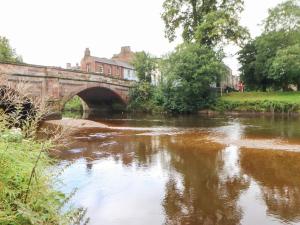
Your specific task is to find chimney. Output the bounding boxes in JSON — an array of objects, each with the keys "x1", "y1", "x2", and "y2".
[
  {"x1": 84, "y1": 48, "x2": 91, "y2": 57},
  {"x1": 121, "y1": 46, "x2": 131, "y2": 53},
  {"x1": 66, "y1": 63, "x2": 71, "y2": 69}
]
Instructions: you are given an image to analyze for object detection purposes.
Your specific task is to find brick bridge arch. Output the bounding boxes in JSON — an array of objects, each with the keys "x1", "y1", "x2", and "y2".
[
  {"x1": 0, "y1": 62, "x2": 134, "y2": 119},
  {"x1": 62, "y1": 83, "x2": 128, "y2": 113}
]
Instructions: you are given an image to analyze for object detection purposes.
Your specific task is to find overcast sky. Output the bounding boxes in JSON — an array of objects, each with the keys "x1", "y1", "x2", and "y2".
[{"x1": 0, "y1": 0, "x2": 284, "y2": 74}]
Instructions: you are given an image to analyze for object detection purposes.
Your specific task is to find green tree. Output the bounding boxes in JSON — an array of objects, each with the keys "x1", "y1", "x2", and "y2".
[
  {"x1": 270, "y1": 44, "x2": 300, "y2": 90},
  {"x1": 238, "y1": 41, "x2": 263, "y2": 91},
  {"x1": 0, "y1": 36, "x2": 22, "y2": 63},
  {"x1": 264, "y1": 0, "x2": 300, "y2": 33},
  {"x1": 132, "y1": 51, "x2": 156, "y2": 83},
  {"x1": 161, "y1": 43, "x2": 226, "y2": 113},
  {"x1": 239, "y1": 0, "x2": 300, "y2": 91},
  {"x1": 239, "y1": 31, "x2": 300, "y2": 91},
  {"x1": 161, "y1": 0, "x2": 249, "y2": 47}
]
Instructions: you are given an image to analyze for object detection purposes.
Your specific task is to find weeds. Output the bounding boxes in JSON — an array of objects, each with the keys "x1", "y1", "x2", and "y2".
[{"x1": 0, "y1": 79, "x2": 87, "y2": 224}]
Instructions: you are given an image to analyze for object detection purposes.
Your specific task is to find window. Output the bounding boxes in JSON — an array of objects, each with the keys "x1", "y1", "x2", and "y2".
[
  {"x1": 98, "y1": 65, "x2": 104, "y2": 73},
  {"x1": 108, "y1": 67, "x2": 112, "y2": 75},
  {"x1": 116, "y1": 67, "x2": 119, "y2": 76},
  {"x1": 86, "y1": 63, "x2": 91, "y2": 72}
]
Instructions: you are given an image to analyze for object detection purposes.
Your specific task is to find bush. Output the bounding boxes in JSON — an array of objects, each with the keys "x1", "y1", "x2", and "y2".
[
  {"x1": 127, "y1": 82, "x2": 164, "y2": 113},
  {"x1": 0, "y1": 82, "x2": 86, "y2": 224},
  {"x1": 63, "y1": 96, "x2": 83, "y2": 112}
]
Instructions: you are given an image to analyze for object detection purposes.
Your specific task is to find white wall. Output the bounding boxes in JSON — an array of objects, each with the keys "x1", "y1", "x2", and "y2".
[{"x1": 124, "y1": 68, "x2": 138, "y2": 81}]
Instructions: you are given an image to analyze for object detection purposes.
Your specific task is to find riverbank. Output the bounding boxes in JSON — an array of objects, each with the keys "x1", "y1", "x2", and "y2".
[
  {"x1": 0, "y1": 124, "x2": 85, "y2": 224},
  {"x1": 0, "y1": 129, "x2": 78, "y2": 224},
  {"x1": 214, "y1": 92, "x2": 300, "y2": 114}
]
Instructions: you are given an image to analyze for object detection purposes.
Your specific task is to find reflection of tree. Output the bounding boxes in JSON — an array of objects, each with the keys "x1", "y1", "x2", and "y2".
[
  {"x1": 241, "y1": 148, "x2": 300, "y2": 222},
  {"x1": 241, "y1": 116, "x2": 300, "y2": 140},
  {"x1": 162, "y1": 134, "x2": 248, "y2": 225}
]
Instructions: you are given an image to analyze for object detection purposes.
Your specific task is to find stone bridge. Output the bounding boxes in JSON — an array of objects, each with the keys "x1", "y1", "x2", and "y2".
[{"x1": 0, "y1": 62, "x2": 134, "y2": 118}]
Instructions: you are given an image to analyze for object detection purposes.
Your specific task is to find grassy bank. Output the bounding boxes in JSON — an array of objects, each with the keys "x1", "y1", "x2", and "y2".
[
  {"x1": 0, "y1": 127, "x2": 86, "y2": 224},
  {"x1": 215, "y1": 92, "x2": 300, "y2": 113}
]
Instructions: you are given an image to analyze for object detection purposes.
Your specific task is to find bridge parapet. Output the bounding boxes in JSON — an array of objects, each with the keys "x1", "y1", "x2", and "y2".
[
  {"x1": 0, "y1": 62, "x2": 135, "y2": 119},
  {"x1": 0, "y1": 62, "x2": 133, "y2": 86}
]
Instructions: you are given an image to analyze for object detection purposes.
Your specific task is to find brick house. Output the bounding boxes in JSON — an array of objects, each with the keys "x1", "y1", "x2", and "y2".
[{"x1": 80, "y1": 48, "x2": 137, "y2": 81}]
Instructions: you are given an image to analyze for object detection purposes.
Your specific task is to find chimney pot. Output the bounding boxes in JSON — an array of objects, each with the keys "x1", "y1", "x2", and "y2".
[{"x1": 84, "y1": 48, "x2": 91, "y2": 57}]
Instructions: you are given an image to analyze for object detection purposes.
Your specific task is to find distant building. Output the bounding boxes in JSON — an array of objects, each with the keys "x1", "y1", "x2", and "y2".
[
  {"x1": 220, "y1": 66, "x2": 240, "y2": 90},
  {"x1": 66, "y1": 63, "x2": 80, "y2": 70},
  {"x1": 112, "y1": 46, "x2": 135, "y2": 64},
  {"x1": 80, "y1": 48, "x2": 137, "y2": 81}
]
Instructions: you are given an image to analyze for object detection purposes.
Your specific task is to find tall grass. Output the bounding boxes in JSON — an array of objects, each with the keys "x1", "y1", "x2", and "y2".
[{"x1": 0, "y1": 79, "x2": 86, "y2": 224}]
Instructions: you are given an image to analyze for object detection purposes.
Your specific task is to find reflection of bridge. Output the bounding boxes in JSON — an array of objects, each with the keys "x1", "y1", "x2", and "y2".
[{"x1": 0, "y1": 62, "x2": 134, "y2": 118}]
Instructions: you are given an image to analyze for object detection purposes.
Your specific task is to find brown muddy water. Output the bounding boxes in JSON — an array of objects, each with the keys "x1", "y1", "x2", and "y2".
[{"x1": 52, "y1": 115, "x2": 300, "y2": 225}]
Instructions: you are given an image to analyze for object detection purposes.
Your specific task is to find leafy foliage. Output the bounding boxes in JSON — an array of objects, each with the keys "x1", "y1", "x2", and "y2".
[
  {"x1": 239, "y1": 0, "x2": 300, "y2": 91},
  {"x1": 0, "y1": 129, "x2": 86, "y2": 225},
  {"x1": 270, "y1": 43, "x2": 300, "y2": 88},
  {"x1": 161, "y1": 0, "x2": 249, "y2": 47},
  {"x1": 0, "y1": 84, "x2": 86, "y2": 224},
  {"x1": 128, "y1": 81, "x2": 163, "y2": 113},
  {"x1": 0, "y1": 36, "x2": 22, "y2": 63},
  {"x1": 264, "y1": 0, "x2": 300, "y2": 33},
  {"x1": 160, "y1": 43, "x2": 226, "y2": 113},
  {"x1": 132, "y1": 51, "x2": 157, "y2": 83},
  {"x1": 129, "y1": 44, "x2": 226, "y2": 114},
  {"x1": 63, "y1": 95, "x2": 83, "y2": 112}
]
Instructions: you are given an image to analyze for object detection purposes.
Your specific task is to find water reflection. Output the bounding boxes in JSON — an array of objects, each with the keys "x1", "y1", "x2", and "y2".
[
  {"x1": 53, "y1": 115, "x2": 300, "y2": 225},
  {"x1": 241, "y1": 148, "x2": 300, "y2": 223},
  {"x1": 162, "y1": 139, "x2": 248, "y2": 225}
]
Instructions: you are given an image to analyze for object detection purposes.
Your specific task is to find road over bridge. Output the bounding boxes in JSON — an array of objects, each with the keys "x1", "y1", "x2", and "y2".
[{"x1": 0, "y1": 62, "x2": 134, "y2": 118}]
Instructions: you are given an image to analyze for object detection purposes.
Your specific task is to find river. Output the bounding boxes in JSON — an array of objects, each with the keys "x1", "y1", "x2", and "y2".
[{"x1": 52, "y1": 114, "x2": 300, "y2": 225}]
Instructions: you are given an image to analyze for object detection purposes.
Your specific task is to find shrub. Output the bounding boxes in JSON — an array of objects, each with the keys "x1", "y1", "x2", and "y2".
[{"x1": 0, "y1": 81, "x2": 86, "y2": 224}]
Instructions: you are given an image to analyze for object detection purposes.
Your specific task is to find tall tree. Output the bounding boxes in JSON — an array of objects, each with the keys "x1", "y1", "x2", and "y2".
[
  {"x1": 264, "y1": 0, "x2": 300, "y2": 33},
  {"x1": 132, "y1": 51, "x2": 156, "y2": 83},
  {"x1": 239, "y1": 31, "x2": 300, "y2": 91},
  {"x1": 0, "y1": 36, "x2": 22, "y2": 63},
  {"x1": 239, "y1": 0, "x2": 300, "y2": 91},
  {"x1": 161, "y1": 43, "x2": 226, "y2": 113},
  {"x1": 270, "y1": 44, "x2": 300, "y2": 90},
  {"x1": 238, "y1": 41, "x2": 264, "y2": 91},
  {"x1": 161, "y1": 0, "x2": 249, "y2": 47}
]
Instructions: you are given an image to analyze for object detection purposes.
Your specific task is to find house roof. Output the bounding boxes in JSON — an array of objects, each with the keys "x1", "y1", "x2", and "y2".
[{"x1": 91, "y1": 56, "x2": 134, "y2": 70}]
